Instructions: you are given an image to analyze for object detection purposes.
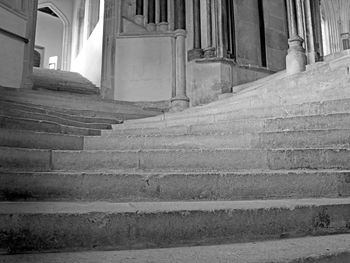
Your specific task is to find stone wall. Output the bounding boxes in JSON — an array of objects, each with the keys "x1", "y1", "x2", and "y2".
[{"x1": 0, "y1": 0, "x2": 36, "y2": 89}]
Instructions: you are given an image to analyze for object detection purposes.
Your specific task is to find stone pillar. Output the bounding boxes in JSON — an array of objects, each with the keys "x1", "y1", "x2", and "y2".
[
  {"x1": 204, "y1": 0, "x2": 215, "y2": 57},
  {"x1": 286, "y1": 0, "x2": 306, "y2": 75},
  {"x1": 311, "y1": 0, "x2": 323, "y2": 60},
  {"x1": 101, "y1": 0, "x2": 121, "y2": 99},
  {"x1": 188, "y1": 0, "x2": 203, "y2": 60},
  {"x1": 174, "y1": 0, "x2": 186, "y2": 30},
  {"x1": 147, "y1": 0, "x2": 156, "y2": 31},
  {"x1": 215, "y1": 0, "x2": 226, "y2": 58},
  {"x1": 305, "y1": 0, "x2": 316, "y2": 64},
  {"x1": 295, "y1": 0, "x2": 305, "y2": 40},
  {"x1": 171, "y1": 30, "x2": 189, "y2": 111},
  {"x1": 171, "y1": 0, "x2": 189, "y2": 111},
  {"x1": 22, "y1": 0, "x2": 38, "y2": 89},
  {"x1": 134, "y1": 0, "x2": 144, "y2": 25},
  {"x1": 159, "y1": 0, "x2": 168, "y2": 31}
]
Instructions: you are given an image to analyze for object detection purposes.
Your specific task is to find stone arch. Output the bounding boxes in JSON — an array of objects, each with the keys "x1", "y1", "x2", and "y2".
[{"x1": 37, "y1": 1, "x2": 72, "y2": 70}]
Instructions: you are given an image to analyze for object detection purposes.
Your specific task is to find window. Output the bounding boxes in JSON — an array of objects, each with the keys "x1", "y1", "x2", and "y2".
[
  {"x1": 76, "y1": 0, "x2": 86, "y2": 56},
  {"x1": 88, "y1": 0, "x2": 100, "y2": 36}
]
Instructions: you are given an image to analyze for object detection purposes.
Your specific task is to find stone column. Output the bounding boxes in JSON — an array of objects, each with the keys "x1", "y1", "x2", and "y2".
[
  {"x1": 101, "y1": 0, "x2": 121, "y2": 99},
  {"x1": 147, "y1": 0, "x2": 156, "y2": 31},
  {"x1": 204, "y1": 0, "x2": 215, "y2": 57},
  {"x1": 311, "y1": 0, "x2": 323, "y2": 60},
  {"x1": 305, "y1": 0, "x2": 316, "y2": 64},
  {"x1": 22, "y1": 0, "x2": 38, "y2": 89},
  {"x1": 215, "y1": 0, "x2": 226, "y2": 58},
  {"x1": 171, "y1": 0, "x2": 189, "y2": 111},
  {"x1": 188, "y1": 0, "x2": 203, "y2": 60},
  {"x1": 159, "y1": 0, "x2": 168, "y2": 31},
  {"x1": 286, "y1": 0, "x2": 306, "y2": 75},
  {"x1": 134, "y1": 0, "x2": 144, "y2": 25},
  {"x1": 295, "y1": 0, "x2": 305, "y2": 40},
  {"x1": 174, "y1": 0, "x2": 186, "y2": 30}
]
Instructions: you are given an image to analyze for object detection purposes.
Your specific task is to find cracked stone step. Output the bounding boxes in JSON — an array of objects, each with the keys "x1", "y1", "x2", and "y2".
[
  {"x1": 0, "y1": 170, "x2": 348, "y2": 202},
  {"x1": 1, "y1": 234, "x2": 349, "y2": 263},
  {"x1": 2, "y1": 147, "x2": 350, "y2": 171},
  {"x1": 0, "y1": 198, "x2": 349, "y2": 253}
]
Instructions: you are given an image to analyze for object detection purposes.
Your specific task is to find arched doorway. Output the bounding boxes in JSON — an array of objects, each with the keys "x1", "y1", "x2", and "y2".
[{"x1": 35, "y1": 2, "x2": 71, "y2": 70}]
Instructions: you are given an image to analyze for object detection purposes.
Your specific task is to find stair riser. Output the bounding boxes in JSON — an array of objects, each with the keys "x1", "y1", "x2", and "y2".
[
  {"x1": 84, "y1": 134, "x2": 258, "y2": 150},
  {"x1": 0, "y1": 117, "x2": 101, "y2": 136},
  {"x1": 52, "y1": 149, "x2": 268, "y2": 171},
  {"x1": 0, "y1": 109, "x2": 111, "y2": 130},
  {"x1": 259, "y1": 130, "x2": 350, "y2": 149},
  {"x1": 1, "y1": 204, "x2": 348, "y2": 253},
  {"x1": 2, "y1": 148, "x2": 350, "y2": 171},
  {"x1": 269, "y1": 149, "x2": 350, "y2": 170},
  {"x1": 107, "y1": 119, "x2": 264, "y2": 137},
  {"x1": 0, "y1": 148, "x2": 51, "y2": 171},
  {"x1": 94, "y1": 129, "x2": 350, "y2": 150},
  {"x1": 0, "y1": 130, "x2": 84, "y2": 150},
  {"x1": 265, "y1": 114, "x2": 350, "y2": 131},
  {"x1": 0, "y1": 171, "x2": 348, "y2": 201}
]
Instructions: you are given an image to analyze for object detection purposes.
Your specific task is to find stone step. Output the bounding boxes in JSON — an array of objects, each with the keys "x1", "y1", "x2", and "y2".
[
  {"x1": 116, "y1": 97, "x2": 350, "y2": 131},
  {"x1": 0, "y1": 99, "x2": 121, "y2": 124},
  {"x1": 84, "y1": 133, "x2": 259, "y2": 150},
  {"x1": 0, "y1": 170, "x2": 348, "y2": 202},
  {"x1": 2, "y1": 147, "x2": 350, "y2": 171},
  {"x1": 0, "y1": 87, "x2": 161, "y2": 120},
  {"x1": 0, "y1": 129, "x2": 84, "y2": 150},
  {"x1": 103, "y1": 118, "x2": 264, "y2": 137},
  {"x1": 265, "y1": 112, "x2": 350, "y2": 131},
  {"x1": 1, "y1": 234, "x2": 349, "y2": 263},
  {"x1": 0, "y1": 115, "x2": 101, "y2": 136},
  {"x1": 0, "y1": 198, "x2": 349, "y2": 253},
  {"x1": 96, "y1": 128, "x2": 350, "y2": 150},
  {"x1": 0, "y1": 108, "x2": 112, "y2": 130},
  {"x1": 259, "y1": 128, "x2": 350, "y2": 149},
  {"x1": 32, "y1": 68, "x2": 99, "y2": 95}
]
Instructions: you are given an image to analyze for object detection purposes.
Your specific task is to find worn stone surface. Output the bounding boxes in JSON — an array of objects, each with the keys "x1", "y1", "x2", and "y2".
[
  {"x1": 0, "y1": 170, "x2": 348, "y2": 202},
  {"x1": 0, "y1": 199, "x2": 349, "y2": 253},
  {"x1": 1, "y1": 234, "x2": 349, "y2": 263},
  {"x1": 0, "y1": 129, "x2": 84, "y2": 150}
]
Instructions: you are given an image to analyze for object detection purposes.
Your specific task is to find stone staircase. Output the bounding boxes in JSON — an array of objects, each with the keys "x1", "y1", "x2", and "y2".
[
  {"x1": 1, "y1": 53, "x2": 350, "y2": 262},
  {"x1": 32, "y1": 68, "x2": 100, "y2": 95}
]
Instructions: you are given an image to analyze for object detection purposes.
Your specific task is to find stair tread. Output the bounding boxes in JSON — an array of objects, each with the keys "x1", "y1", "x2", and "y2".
[
  {"x1": 2, "y1": 168, "x2": 349, "y2": 175},
  {"x1": 1, "y1": 198, "x2": 349, "y2": 214},
  {"x1": 1, "y1": 234, "x2": 349, "y2": 263}
]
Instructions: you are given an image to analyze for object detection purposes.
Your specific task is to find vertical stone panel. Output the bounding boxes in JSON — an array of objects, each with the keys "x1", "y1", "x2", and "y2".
[{"x1": 262, "y1": 0, "x2": 289, "y2": 71}]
